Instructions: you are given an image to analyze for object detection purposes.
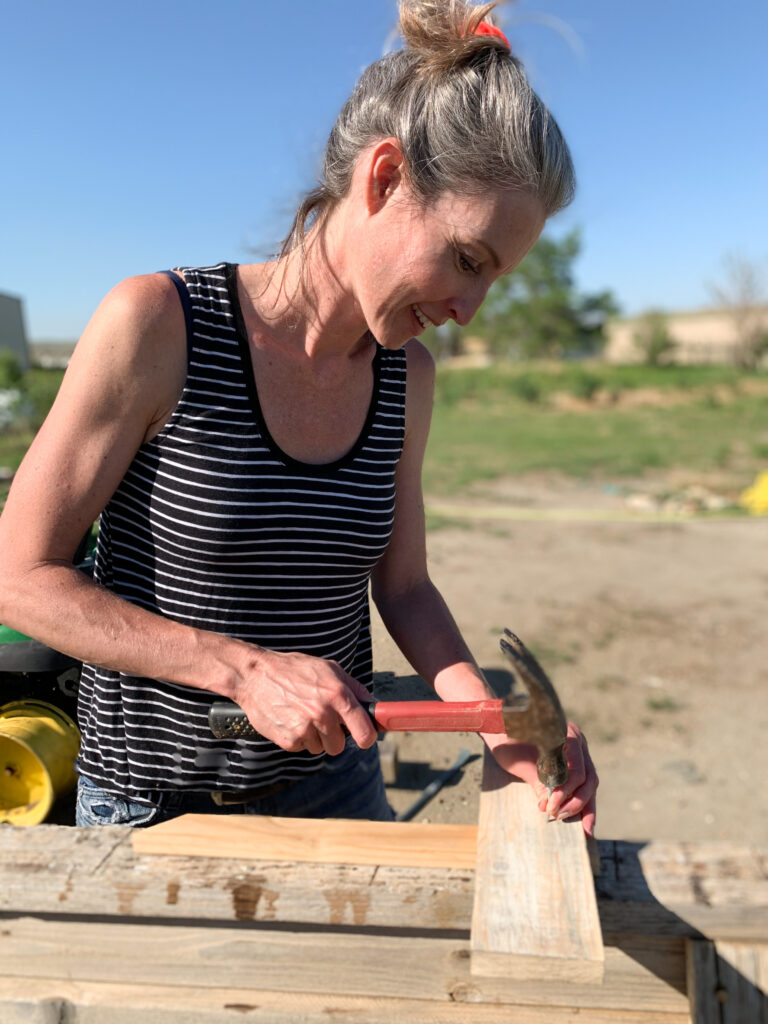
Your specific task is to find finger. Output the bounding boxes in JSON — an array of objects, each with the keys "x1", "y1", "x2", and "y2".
[
  {"x1": 553, "y1": 753, "x2": 599, "y2": 822},
  {"x1": 314, "y1": 718, "x2": 349, "y2": 757},
  {"x1": 537, "y1": 725, "x2": 596, "y2": 816},
  {"x1": 546, "y1": 754, "x2": 587, "y2": 817},
  {"x1": 332, "y1": 676, "x2": 378, "y2": 750},
  {"x1": 300, "y1": 725, "x2": 325, "y2": 757},
  {"x1": 553, "y1": 778, "x2": 593, "y2": 819},
  {"x1": 580, "y1": 793, "x2": 597, "y2": 837}
]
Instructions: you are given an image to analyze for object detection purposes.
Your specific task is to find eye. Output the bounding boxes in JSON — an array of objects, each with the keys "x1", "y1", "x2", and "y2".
[{"x1": 456, "y1": 250, "x2": 480, "y2": 275}]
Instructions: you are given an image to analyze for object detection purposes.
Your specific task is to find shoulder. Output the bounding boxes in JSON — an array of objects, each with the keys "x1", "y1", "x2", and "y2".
[
  {"x1": 404, "y1": 338, "x2": 435, "y2": 381},
  {"x1": 71, "y1": 271, "x2": 189, "y2": 381},
  {"x1": 401, "y1": 339, "x2": 435, "y2": 440},
  {"x1": 60, "y1": 272, "x2": 190, "y2": 437},
  {"x1": 92, "y1": 272, "x2": 186, "y2": 343},
  {"x1": 404, "y1": 338, "x2": 435, "y2": 398}
]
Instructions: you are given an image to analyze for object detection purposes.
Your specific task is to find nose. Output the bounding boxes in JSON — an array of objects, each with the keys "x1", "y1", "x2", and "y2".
[{"x1": 448, "y1": 285, "x2": 487, "y2": 327}]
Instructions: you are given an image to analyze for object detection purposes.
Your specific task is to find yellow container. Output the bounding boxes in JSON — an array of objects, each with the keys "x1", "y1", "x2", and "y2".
[{"x1": 0, "y1": 700, "x2": 80, "y2": 826}]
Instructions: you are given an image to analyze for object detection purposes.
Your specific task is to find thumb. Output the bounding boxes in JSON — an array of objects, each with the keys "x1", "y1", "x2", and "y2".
[{"x1": 344, "y1": 673, "x2": 376, "y2": 706}]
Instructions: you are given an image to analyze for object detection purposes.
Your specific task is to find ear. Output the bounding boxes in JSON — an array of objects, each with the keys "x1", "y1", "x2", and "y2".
[{"x1": 364, "y1": 138, "x2": 407, "y2": 214}]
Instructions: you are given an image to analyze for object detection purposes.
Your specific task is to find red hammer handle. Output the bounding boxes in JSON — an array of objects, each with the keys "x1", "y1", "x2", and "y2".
[
  {"x1": 370, "y1": 699, "x2": 504, "y2": 733},
  {"x1": 208, "y1": 698, "x2": 506, "y2": 740}
]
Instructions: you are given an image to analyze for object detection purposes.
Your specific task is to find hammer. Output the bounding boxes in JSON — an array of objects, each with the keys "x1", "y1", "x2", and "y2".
[{"x1": 208, "y1": 630, "x2": 568, "y2": 791}]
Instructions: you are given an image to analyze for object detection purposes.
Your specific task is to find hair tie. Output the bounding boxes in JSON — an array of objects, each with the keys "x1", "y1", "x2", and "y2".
[{"x1": 474, "y1": 20, "x2": 510, "y2": 49}]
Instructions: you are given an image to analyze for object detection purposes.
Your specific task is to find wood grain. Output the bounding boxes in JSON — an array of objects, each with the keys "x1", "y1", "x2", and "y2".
[
  {"x1": 1, "y1": 826, "x2": 766, "y2": 938},
  {"x1": 470, "y1": 749, "x2": 604, "y2": 982},
  {"x1": 0, "y1": 918, "x2": 687, "y2": 1013},
  {"x1": 686, "y1": 938, "x2": 768, "y2": 1024},
  {"x1": 132, "y1": 813, "x2": 478, "y2": 868},
  {"x1": 0, "y1": 977, "x2": 691, "y2": 1024}
]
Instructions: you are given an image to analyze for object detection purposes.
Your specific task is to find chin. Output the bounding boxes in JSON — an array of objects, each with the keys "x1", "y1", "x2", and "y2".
[{"x1": 380, "y1": 333, "x2": 414, "y2": 351}]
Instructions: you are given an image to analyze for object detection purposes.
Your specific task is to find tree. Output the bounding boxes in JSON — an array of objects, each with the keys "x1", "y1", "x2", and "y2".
[
  {"x1": 632, "y1": 311, "x2": 676, "y2": 366},
  {"x1": 477, "y1": 229, "x2": 618, "y2": 360},
  {"x1": 709, "y1": 254, "x2": 768, "y2": 370}
]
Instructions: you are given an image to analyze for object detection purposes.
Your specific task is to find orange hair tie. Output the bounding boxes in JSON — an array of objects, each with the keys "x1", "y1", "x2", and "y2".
[{"x1": 474, "y1": 20, "x2": 510, "y2": 49}]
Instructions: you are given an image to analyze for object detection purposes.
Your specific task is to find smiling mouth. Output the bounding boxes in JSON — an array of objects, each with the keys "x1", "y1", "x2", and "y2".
[{"x1": 412, "y1": 304, "x2": 431, "y2": 331}]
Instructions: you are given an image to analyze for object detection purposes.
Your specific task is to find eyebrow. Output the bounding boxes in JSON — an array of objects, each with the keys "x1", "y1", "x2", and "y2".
[{"x1": 477, "y1": 240, "x2": 501, "y2": 270}]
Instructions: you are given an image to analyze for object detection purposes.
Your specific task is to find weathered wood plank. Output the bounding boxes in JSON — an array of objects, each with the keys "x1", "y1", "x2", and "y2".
[
  {"x1": 470, "y1": 750, "x2": 604, "y2": 981},
  {"x1": 597, "y1": 839, "x2": 768, "y2": 941},
  {"x1": 0, "y1": 977, "x2": 690, "y2": 1024},
  {"x1": 132, "y1": 813, "x2": 477, "y2": 869},
  {"x1": 2, "y1": 826, "x2": 767, "y2": 940},
  {"x1": 0, "y1": 918, "x2": 688, "y2": 1013},
  {"x1": 0, "y1": 822, "x2": 474, "y2": 929},
  {"x1": 686, "y1": 938, "x2": 768, "y2": 1024},
  {"x1": 638, "y1": 841, "x2": 768, "y2": 942}
]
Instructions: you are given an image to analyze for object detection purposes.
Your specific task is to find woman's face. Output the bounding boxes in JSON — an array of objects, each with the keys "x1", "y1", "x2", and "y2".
[{"x1": 350, "y1": 183, "x2": 546, "y2": 349}]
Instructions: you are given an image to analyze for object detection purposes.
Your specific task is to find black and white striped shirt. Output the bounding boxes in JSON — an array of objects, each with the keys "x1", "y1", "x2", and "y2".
[{"x1": 76, "y1": 262, "x2": 407, "y2": 798}]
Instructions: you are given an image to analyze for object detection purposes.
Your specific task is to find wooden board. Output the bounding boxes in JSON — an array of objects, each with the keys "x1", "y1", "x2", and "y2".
[
  {"x1": 2, "y1": 826, "x2": 767, "y2": 939},
  {"x1": 686, "y1": 938, "x2": 768, "y2": 1024},
  {"x1": 470, "y1": 750, "x2": 604, "y2": 982},
  {"x1": 133, "y1": 813, "x2": 478, "y2": 869},
  {"x1": 0, "y1": 977, "x2": 691, "y2": 1024},
  {"x1": 0, "y1": 823, "x2": 476, "y2": 930},
  {"x1": 0, "y1": 917, "x2": 688, "y2": 1014},
  {"x1": 6, "y1": 825, "x2": 768, "y2": 1022}
]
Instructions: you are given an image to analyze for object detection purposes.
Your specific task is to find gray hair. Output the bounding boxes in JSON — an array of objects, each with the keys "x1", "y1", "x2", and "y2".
[{"x1": 281, "y1": 0, "x2": 574, "y2": 256}]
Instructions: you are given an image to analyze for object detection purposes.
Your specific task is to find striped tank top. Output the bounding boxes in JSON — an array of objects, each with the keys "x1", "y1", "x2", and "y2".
[{"x1": 76, "y1": 262, "x2": 407, "y2": 798}]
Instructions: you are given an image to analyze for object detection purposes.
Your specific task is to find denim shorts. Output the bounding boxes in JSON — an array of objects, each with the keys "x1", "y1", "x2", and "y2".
[{"x1": 76, "y1": 736, "x2": 394, "y2": 827}]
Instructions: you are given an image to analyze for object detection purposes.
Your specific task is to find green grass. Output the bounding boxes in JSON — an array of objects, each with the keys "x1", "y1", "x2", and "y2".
[
  {"x1": 432, "y1": 361, "x2": 749, "y2": 407},
  {"x1": 424, "y1": 364, "x2": 768, "y2": 494},
  {"x1": 1, "y1": 364, "x2": 767, "y2": 506}
]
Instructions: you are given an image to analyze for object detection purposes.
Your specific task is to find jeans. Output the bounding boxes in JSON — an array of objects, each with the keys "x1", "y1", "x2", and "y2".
[{"x1": 76, "y1": 736, "x2": 394, "y2": 827}]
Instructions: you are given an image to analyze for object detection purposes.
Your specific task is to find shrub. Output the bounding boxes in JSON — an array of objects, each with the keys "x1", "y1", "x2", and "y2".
[
  {"x1": 633, "y1": 312, "x2": 676, "y2": 366},
  {"x1": 0, "y1": 351, "x2": 22, "y2": 389}
]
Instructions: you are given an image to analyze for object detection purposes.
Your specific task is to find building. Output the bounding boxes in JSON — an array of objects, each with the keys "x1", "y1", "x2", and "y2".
[
  {"x1": 604, "y1": 305, "x2": 768, "y2": 366},
  {"x1": 0, "y1": 292, "x2": 30, "y2": 371}
]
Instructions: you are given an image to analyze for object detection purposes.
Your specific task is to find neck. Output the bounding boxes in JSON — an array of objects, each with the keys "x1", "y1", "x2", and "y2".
[{"x1": 243, "y1": 207, "x2": 369, "y2": 359}]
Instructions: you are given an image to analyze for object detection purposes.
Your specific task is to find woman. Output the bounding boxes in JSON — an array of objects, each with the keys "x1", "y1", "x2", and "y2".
[{"x1": 0, "y1": 0, "x2": 597, "y2": 831}]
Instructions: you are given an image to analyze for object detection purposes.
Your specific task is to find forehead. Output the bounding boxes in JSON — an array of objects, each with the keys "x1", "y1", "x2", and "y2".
[{"x1": 424, "y1": 188, "x2": 545, "y2": 270}]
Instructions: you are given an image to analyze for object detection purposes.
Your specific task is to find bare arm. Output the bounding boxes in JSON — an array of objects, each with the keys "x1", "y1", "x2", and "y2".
[
  {"x1": 371, "y1": 341, "x2": 488, "y2": 695},
  {"x1": 371, "y1": 341, "x2": 597, "y2": 833},
  {"x1": 0, "y1": 275, "x2": 376, "y2": 756}
]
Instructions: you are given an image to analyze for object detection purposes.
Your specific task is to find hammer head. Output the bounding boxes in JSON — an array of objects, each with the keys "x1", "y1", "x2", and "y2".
[{"x1": 499, "y1": 629, "x2": 569, "y2": 789}]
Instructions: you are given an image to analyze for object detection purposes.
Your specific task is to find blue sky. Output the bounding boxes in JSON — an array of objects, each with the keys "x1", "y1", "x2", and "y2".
[{"x1": 2, "y1": 0, "x2": 766, "y2": 339}]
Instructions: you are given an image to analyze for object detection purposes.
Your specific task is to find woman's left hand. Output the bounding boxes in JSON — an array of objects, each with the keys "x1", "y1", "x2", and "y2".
[{"x1": 490, "y1": 721, "x2": 598, "y2": 837}]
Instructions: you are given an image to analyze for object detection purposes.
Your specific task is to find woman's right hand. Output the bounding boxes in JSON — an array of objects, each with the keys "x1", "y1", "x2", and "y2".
[{"x1": 231, "y1": 648, "x2": 378, "y2": 756}]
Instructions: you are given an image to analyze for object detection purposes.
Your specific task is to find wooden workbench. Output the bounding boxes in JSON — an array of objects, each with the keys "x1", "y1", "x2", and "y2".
[{"x1": 0, "y1": 805, "x2": 765, "y2": 1021}]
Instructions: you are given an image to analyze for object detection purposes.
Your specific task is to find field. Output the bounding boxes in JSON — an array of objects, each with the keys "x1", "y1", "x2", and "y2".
[
  {"x1": 379, "y1": 363, "x2": 768, "y2": 844},
  {"x1": 2, "y1": 362, "x2": 768, "y2": 843}
]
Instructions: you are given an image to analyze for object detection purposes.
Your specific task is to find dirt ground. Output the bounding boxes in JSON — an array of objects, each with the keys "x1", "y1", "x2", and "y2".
[{"x1": 371, "y1": 470, "x2": 768, "y2": 845}]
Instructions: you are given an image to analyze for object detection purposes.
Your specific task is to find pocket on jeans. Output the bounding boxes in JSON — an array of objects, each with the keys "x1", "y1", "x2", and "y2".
[{"x1": 76, "y1": 778, "x2": 159, "y2": 828}]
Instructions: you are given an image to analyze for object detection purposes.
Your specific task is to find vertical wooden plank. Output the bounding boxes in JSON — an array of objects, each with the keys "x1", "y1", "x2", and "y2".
[
  {"x1": 718, "y1": 943, "x2": 768, "y2": 1024},
  {"x1": 470, "y1": 749, "x2": 604, "y2": 982},
  {"x1": 686, "y1": 940, "x2": 721, "y2": 1024},
  {"x1": 687, "y1": 938, "x2": 768, "y2": 1024}
]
